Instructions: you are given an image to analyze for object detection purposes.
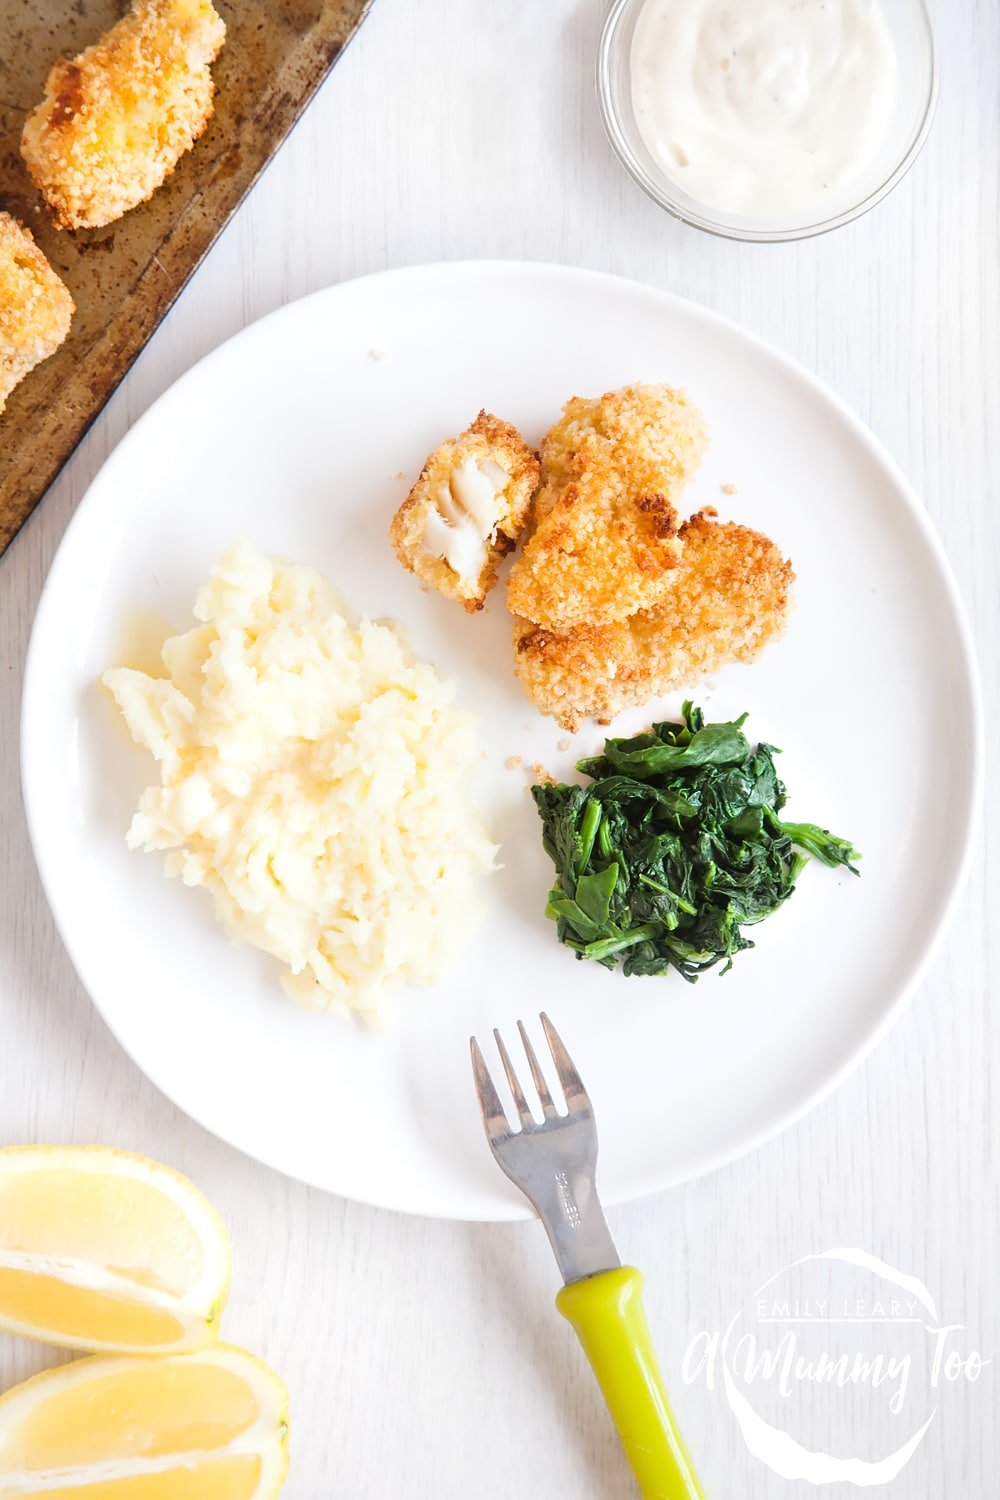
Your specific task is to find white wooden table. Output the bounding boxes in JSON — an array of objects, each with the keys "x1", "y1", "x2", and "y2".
[{"x1": 1, "y1": 3, "x2": 996, "y2": 1495}]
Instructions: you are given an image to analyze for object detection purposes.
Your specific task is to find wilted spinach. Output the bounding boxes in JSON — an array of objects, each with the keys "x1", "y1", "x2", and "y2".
[{"x1": 532, "y1": 703, "x2": 859, "y2": 981}]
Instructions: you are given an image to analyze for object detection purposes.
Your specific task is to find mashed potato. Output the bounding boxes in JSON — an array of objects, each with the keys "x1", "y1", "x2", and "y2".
[{"x1": 103, "y1": 545, "x2": 497, "y2": 1022}]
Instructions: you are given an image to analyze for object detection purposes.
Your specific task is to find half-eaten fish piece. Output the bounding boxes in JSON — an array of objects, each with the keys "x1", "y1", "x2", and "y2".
[{"x1": 390, "y1": 411, "x2": 540, "y2": 612}]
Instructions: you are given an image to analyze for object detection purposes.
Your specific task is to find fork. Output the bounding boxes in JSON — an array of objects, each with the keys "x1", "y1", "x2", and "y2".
[{"x1": 470, "y1": 1013, "x2": 706, "y2": 1500}]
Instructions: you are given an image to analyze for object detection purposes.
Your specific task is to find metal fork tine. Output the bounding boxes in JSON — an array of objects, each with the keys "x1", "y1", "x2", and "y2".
[
  {"x1": 470, "y1": 1014, "x2": 619, "y2": 1287},
  {"x1": 493, "y1": 1028, "x2": 536, "y2": 1129},
  {"x1": 470, "y1": 1037, "x2": 511, "y2": 1139},
  {"x1": 540, "y1": 1012, "x2": 587, "y2": 1111},
  {"x1": 517, "y1": 1019, "x2": 559, "y2": 1119}
]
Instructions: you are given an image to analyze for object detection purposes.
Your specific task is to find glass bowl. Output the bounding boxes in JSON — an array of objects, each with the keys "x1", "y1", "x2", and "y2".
[{"x1": 596, "y1": 0, "x2": 938, "y2": 243}]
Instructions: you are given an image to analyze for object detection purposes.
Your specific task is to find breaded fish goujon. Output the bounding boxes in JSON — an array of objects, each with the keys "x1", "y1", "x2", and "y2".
[
  {"x1": 506, "y1": 383, "x2": 709, "y2": 631},
  {"x1": 22, "y1": 0, "x2": 226, "y2": 231},
  {"x1": 512, "y1": 513, "x2": 793, "y2": 730},
  {"x1": 0, "y1": 214, "x2": 74, "y2": 414}
]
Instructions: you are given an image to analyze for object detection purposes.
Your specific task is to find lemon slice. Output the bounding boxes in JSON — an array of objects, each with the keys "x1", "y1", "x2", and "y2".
[
  {"x1": 0, "y1": 1344, "x2": 288, "y2": 1498},
  {"x1": 0, "y1": 1147, "x2": 230, "y2": 1354}
]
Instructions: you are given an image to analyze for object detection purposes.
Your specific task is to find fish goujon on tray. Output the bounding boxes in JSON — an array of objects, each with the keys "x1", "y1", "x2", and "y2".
[
  {"x1": 21, "y1": 0, "x2": 226, "y2": 231},
  {"x1": 0, "y1": 214, "x2": 74, "y2": 414}
]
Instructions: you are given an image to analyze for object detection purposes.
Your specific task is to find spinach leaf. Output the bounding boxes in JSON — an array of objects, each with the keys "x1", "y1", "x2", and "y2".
[
  {"x1": 763, "y1": 808, "x2": 860, "y2": 872},
  {"x1": 575, "y1": 717, "x2": 746, "y2": 780},
  {"x1": 575, "y1": 863, "x2": 620, "y2": 925},
  {"x1": 597, "y1": 716, "x2": 750, "y2": 781}
]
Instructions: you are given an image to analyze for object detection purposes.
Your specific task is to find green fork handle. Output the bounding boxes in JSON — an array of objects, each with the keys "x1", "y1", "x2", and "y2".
[{"x1": 556, "y1": 1266, "x2": 707, "y2": 1500}]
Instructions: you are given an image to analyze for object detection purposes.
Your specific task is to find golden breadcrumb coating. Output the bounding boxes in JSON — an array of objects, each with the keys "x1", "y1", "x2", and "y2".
[
  {"x1": 21, "y1": 0, "x2": 226, "y2": 231},
  {"x1": 0, "y1": 213, "x2": 74, "y2": 415},
  {"x1": 506, "y1": 384, "x2": 708, "y2": 631},
  {"x1": 390, "y1": 411, "x2": 541, "y2": 612},
  {"x1": 512, "y1": 514, "x2": 794, "y2": 730}
]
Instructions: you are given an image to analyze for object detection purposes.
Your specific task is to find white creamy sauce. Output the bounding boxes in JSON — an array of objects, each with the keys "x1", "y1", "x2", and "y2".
[
  {"x1": 421, "y1": 456, "x2": 508, "y2": 582},
  {"x1": 631, "y1": 0, "x2": 898, "y2": 215}
]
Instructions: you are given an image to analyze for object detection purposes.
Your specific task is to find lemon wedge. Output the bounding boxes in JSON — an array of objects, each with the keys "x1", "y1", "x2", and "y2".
[
  {"x1": 0, "y1": 1344, "x2": 289, "y2": 1498},
  {"x1": 0, "y1": 1147, "x2": 230, "y2": 1354}
]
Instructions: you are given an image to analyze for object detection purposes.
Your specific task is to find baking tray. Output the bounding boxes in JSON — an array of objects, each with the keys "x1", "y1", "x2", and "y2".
[{"x1": 0, "y1": 0, "x2": 372, "y2": 558}]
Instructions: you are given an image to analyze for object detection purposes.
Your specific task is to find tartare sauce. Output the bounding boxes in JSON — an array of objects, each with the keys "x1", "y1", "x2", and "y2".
[{"x1": 630, "y1": 0, "x2": 898, "y2": 216}]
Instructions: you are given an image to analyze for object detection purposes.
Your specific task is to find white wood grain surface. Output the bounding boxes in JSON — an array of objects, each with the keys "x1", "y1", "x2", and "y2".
[{"x1": 1, "y1": 2, "x2": 997, "y2": 1495}]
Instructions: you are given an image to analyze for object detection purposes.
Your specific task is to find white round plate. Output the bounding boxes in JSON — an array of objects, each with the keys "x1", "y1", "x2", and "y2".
[{"x1": 22, "y1": 263, "x2": 981, "y2": 1220}]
